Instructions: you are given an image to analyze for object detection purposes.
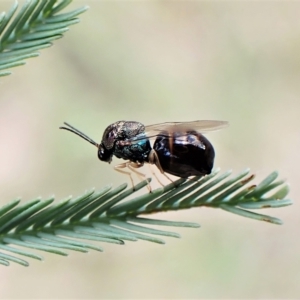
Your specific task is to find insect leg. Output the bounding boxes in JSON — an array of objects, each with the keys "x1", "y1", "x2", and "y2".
[
  {"x1": 147, "y1": 164, "x2": 165, "y2": 187},
  {"x1": 127, "y1": 162, "x2": 152, "y2": 192},
  {"x1": 114, "y1": 162, "x2": 135, "y2": 189},
  {"x1": 148, "y1": 150, "x2": 174, "y2": 184},
  {"x1": 114, "y1": 162, "x2": 152, "y2": 192}
]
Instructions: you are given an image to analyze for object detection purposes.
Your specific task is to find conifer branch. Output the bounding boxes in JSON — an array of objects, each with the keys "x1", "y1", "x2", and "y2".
[
  {"x1": 0, "y1": 0, "x2": 88, "y2": 76},
  {"x1": 0, "y1": 169, "x2": 292, "y2": 266}
]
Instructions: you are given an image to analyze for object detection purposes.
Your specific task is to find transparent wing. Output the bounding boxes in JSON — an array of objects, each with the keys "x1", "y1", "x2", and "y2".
[{"x1": 130, "y1": 120, "x2": 229, "y2": 142}]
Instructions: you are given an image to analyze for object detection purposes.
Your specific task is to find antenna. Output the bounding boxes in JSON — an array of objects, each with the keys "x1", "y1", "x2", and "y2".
[{"x1": 59, "y1": 122, "x2": 99, "y2": 148}]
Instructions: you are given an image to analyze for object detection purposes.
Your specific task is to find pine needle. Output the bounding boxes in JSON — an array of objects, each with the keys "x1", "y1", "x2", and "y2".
[
  {"x1": 0, "y1": 0, "x2": 88, "y2": 76},
  {"x1": 0, "y1": 169, "x2": 292, "y2": 266}
]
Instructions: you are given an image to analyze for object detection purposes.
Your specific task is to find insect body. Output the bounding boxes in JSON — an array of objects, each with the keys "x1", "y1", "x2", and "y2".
[{"x1": 59, "y1": 120, "x2": 228, "y2": 187}]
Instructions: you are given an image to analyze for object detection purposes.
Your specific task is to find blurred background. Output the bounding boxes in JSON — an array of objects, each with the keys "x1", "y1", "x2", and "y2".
[{"x1": 0, "y1": 0, "x2": 299, "y2": 298}]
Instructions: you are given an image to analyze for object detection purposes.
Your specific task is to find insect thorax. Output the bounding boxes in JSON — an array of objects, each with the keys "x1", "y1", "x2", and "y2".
[
  {"x1": 102, "y1": 121, "x2": 152, "y2": 163},
  {"x1": 114, "y1": 137, "x2": 152, "y2": 162}
]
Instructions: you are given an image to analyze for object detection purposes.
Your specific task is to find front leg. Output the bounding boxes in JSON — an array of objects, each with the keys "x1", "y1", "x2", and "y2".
[{"x1": 114, "y1": 161, "x2": 135, "y2": 188}]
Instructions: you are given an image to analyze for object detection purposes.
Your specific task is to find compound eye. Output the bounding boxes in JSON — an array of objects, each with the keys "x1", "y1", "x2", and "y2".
[
  {"x1": 101, "y1": 128, "x2": 118, "y2": 150},
  {"x1": 106, "y1": 131, "x2": 116, "y2": 143},
  {"x1": 106, "y1": 131, "x2": 113, "y2": 139}
]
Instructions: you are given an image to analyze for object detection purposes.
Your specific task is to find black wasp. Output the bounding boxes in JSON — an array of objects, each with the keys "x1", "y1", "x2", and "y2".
[{"x1": 59, "y1": 120, "x2": 228, "y2": 189}]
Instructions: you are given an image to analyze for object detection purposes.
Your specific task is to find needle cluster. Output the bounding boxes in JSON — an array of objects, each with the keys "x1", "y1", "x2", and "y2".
[
  {"x1": 0, "y1": 169, "x2": 291, "y2": 266},
  {"x1": 0, "y1": 0, "x2": 88, "y2": 76}
]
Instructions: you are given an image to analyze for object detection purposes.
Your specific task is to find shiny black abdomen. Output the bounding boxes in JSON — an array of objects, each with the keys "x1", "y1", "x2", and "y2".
[{"x1": 153, "y1": 132, "x2": 215, "y2": 178}]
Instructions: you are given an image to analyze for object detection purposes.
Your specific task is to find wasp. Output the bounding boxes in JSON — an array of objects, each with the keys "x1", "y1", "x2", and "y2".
[{"x1": 59, "y1": 120, "x2": 228, "y2": 190}]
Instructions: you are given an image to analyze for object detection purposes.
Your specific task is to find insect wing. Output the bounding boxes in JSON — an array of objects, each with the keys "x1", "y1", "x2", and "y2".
[
  {"x1": 146, "y1": 120, "x2": 228, "y2": 134},
  {"x1": 129, "y1": 120, "x2": 228, "y2": 143},
  {"x1": 129, "y1": 120, "x2": 229, "y2": 143}
]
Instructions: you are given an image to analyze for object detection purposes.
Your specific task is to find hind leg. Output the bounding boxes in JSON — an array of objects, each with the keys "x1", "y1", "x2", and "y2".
[
  {"x1": 147, "y1": 164, "x2": 174, "y2": 187},
  {"x1": 148, "y1": 150, "x2": 174, "y2": 186}
]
